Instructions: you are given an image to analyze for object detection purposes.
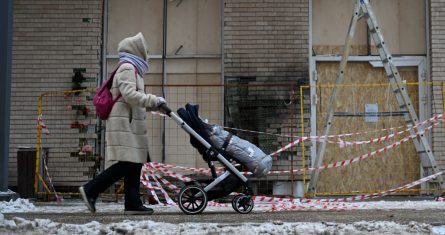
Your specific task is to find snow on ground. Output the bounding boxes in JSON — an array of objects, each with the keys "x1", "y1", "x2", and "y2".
[
  {"x1": 1, "y1": 198, "x2": 445, "y2": 234},
  {"x1": 1, "y1": 217, "x2": 443, "y2": 235}
]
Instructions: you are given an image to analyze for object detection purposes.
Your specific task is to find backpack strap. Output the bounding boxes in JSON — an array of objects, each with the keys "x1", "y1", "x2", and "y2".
[{"x1": 111, "y1": 62, "x2": 139, "y2": 102}]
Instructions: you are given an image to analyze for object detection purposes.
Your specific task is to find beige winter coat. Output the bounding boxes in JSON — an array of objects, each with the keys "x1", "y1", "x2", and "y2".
[{"x1": 105, "y1": 33, "x2": 158, "y2": 165}]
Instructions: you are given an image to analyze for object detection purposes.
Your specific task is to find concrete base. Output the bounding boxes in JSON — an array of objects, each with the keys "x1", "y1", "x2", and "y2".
[
  {"x1": 273, "y1": 181, "x2": 306, "y2": 198},
  {"x1": 0, "y1": 189, "x2": 19, "y2": 201}
]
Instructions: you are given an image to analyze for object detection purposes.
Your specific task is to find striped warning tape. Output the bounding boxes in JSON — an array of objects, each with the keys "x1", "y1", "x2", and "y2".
[
  {"x1": 268, "y1": 121, "x2": 440, "y2": 174},
  {"x1": 140, "y1": 171, "x2": 163, "y2": 204},
  {"x1": 269, "y1": 117, "x2": 442, "y2": 156},
  {"x1": 41, "y1": 150, "x2": 63, "y2": 203},
  {"x1": 143, "y1": 120, "x2": 439, "y2": 177},
  {"x1": 254, "y1": 170, "x2": 445, "y2": 205},
  {"x1": 149, "y1": 173, "x2": 176, "y2": 205},
  {"x1": 141, "y1": 162, "x2": 445, "y2": 212},
  {"x1": 37, "y1": 116, "x2": 62, "y2": 203},
  {"x1": 151, "y1": 111, "x2": 443, "y2": 150},
  {"x1": 37, "y1": 114, "x2": 50, "y2": 135}
]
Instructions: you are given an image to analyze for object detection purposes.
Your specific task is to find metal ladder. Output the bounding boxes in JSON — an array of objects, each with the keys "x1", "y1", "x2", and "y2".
[{"x1": 308, "y1": 0, "x2": 444, "y2": 195}]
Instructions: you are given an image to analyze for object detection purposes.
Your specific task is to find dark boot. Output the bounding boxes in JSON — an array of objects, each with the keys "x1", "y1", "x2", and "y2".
[
  {"x1": 79, "y1": 186, "x2": 96, "y2": 213},
  {"x1": 124, "y1": 205, "x2": 154, "y2": 215}
]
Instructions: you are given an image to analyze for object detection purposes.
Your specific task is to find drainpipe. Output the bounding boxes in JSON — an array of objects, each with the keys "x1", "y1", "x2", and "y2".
[
  {"x1": 161, "y1": 0, "x2": 168, "y2": 163},
  {"x1": 0, "y1": 0, "x2": 13, "y2": 191},
  {"x1": 99, "y1": 0, "x2": 109, "y2": 171}
]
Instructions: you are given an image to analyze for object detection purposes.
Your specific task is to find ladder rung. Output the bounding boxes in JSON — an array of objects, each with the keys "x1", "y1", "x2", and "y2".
[
  {"x1": 360, "y1": 0, "x2": 441, "y2": 189},
  {"x1": 405, "y1": 119, "x2": 414, "y2": 124},
  {"x1": 375, "y1": 41, "x2": 384, "y2": 48}
]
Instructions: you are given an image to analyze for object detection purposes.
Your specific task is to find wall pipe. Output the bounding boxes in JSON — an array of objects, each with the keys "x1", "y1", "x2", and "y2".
[
  {"x1": 161, "y1": 0, "x2": 168, "y2": 163},
  {"x1": 0, "y1": 0, "x2": 13, "y2": 191},
  {"x1": 99, "y1": 0, "x2": 109, "y2": 171}
]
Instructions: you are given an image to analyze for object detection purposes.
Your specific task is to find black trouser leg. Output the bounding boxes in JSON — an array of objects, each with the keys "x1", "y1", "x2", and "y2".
[
  {"x1": 83, "y1": 161, "x2": 126, "y2": 199},
  {"x1": 83, "y1": 161, "x2": 142, "y2": 206},
  {"x1": 124, "y1": 162, "x2": 143, "y2": 209}
]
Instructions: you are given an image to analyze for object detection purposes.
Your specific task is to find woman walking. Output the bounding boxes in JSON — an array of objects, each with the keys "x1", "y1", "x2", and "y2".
[{"x1": 79, "y1": 32, "x2": 165, "y2": 215}]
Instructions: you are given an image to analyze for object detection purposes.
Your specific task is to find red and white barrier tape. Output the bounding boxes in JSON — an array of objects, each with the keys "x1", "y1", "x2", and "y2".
[
  {"x1": 140, "y1": 171, "x2": 163, "y2": 204},
  {"x1": 37, "y1": 117, "x2": 62, "y2": 202},
  {"x1": 41, "y1": 148, "x2": 63, "y2": 202},
  {"x1": 150, "y1": 162, "x2": 217, "y2": 174},
  {"x1": 436, "y1": 197, "x2": 445, "y2": 202},
  {"x1": 151, "y1": 110, "x2": 443, "y2": 150},
  {"x1": 270, "y1": 117, "x2": 442, "y2": 156},
  {"x1": 143, "y1": 120, "x2": 439, "y2": 177},
  {"x1": 37, "y1": 114, "x2": 50, "y2": 135},
  {"x1": 149, "y1": 174, "x2": 176, "y2": 205},
  {"x1": 270, "y1": 202, "x2": 364, "y2": 212},
  {"x1": 268, "y1": 121, "x2": 440, "y2": 175},
  {"x1": 141, "y1": 162, "x2": 445, "y2": 211},
  {"x1": 154, "y1": 167, "x2": 194, "y2": 182},
  {"x1": 254, "y1": 170, "x2": 445, "y2": 205}
]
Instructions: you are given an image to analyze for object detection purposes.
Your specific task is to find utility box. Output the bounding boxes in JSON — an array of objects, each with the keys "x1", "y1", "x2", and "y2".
[{"x1": 17, "y1": 148, "x2": 47, "y2": 198}]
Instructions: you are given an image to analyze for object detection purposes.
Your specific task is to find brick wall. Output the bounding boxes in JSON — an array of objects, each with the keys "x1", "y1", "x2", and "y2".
[
  {"x1": 223, "y1": 0, "x2": 310, "y2": 180},
  {"x1": 430, "y1": 0, "x2": 445, "y2": 170},
  {"x1": 10, "y1": 0, "x2": 103, "y2": 186},
  {"x1": 224, "y1": 0, "x2": 309, "y2": 81}
]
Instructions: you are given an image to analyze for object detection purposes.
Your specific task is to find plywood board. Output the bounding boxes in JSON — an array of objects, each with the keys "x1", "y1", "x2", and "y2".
[
  {"x1": 312, "y1": 0, "x2": 425, "y2": 55},
  {"x1": 316, "y1": 62, "x2": 420, "y2": 193}
]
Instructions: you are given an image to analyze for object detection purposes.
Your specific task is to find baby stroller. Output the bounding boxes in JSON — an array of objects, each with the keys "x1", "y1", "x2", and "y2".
[{"x1": 160, "y1": 103, "x2": 272, "y2": 214}]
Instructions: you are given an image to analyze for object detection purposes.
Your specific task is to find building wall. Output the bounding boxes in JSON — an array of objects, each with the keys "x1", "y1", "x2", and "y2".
[
  {"x1": 224, "y1": 0, "x2": 309, "y2": 81},
  {"x1": 10, "y1": 0, "x2": 102, "y2": 185},
  {"x1": 313, "y1": 0, "x2": 425, "y2": 55},
  {"x1": 106, "y1": 0, "x2": 222, "y2": 168},
  {"x1": 223, "y1": 0, "x2": 310, "y2": 181},
  {"x1": 430, "y1": 0, "x2": 445, "y2": 170}
]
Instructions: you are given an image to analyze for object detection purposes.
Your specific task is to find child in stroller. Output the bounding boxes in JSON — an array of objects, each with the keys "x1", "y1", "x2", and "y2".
[{"x1": 160, "y1": 103, "x2": 272, "y2": 214}]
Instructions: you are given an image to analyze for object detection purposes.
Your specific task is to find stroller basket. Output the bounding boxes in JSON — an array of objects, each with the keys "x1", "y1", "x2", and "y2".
[{"x1": 160, "y1": 103, "x2": 272, "y2": 215}]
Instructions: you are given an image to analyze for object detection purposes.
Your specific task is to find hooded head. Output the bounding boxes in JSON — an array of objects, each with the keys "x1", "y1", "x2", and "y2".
[{"x1": 117, "y1": 32, "x2": 149, "y2": 62}]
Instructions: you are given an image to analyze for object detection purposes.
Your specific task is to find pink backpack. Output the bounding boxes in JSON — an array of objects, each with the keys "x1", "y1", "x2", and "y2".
[{"x1": 93, "y1": 62, "x2": 138, "y2": 120}]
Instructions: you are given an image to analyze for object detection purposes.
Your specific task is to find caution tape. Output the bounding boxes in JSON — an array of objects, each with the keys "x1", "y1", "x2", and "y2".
[
  {"x1": 151, "y1": 110, "x2": 443, "y2": 152},
  {"x1": 37, "y1": 114, "x2": 50, "y2": 135},
  {"x1": 268, "y1": 121, "x2": 440, "y2": 175},
  {"x1": 37, "y1": 123, "x2": 62, "y2": 203},
  {"x1": 141, "y1": 161, "x2": 445, "y2": 212},
  {"x1": 149, "y1": 173, "x2": 176, "y2": 205},
  {"x1": 271, "y1": 202, "x2": 365, "y2": 212},
  {"x1": 436, "y1": 197, "x2": 445, "y2": 202},
  {"x1": 140, "y1": 171, "x2": 163, "y2": 204},
  {"x1": 269, "y1": 116, "x2": 442, "y2": 156},
  {"x1": 254, "y1": 170, "x2": 445, "y2": 205},
  {"x1": 149, "y1": 162, "x2": 217, "y2": 174},
  {"x1": 142, "y1": 120, "x2": 439, "y2": 178}
]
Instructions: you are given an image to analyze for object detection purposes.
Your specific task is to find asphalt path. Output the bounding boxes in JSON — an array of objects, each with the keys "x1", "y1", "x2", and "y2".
[{"x1": 4, "y1": 209, "x2": 445, "y2": 225}]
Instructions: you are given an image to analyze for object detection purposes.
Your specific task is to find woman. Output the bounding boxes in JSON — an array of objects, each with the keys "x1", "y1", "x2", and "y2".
[{"x1": 79, "y1": 32, "x2": 165, "y2": 215}]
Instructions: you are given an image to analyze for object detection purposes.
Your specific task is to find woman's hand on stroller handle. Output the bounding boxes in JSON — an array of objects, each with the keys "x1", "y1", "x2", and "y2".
[{"x1": 159, "y1": 103, "x2": 172, "y2": 115}]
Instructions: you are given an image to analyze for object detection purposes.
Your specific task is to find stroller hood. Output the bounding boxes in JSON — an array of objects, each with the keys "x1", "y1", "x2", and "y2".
[{"x1": 177, "y1": 103, "x2": 272, "y2": 177}]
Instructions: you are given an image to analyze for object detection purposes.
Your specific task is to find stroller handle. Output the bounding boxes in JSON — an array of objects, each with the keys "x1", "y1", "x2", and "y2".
[{"x1": 159, "y1": 103, "x2": 172, "y2": 116}]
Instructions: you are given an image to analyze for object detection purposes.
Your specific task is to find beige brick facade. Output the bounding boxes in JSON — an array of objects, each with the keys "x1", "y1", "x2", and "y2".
[
  {"x1": 224, "y1": 0, "x2": 309, "y2": 81},
  {"x1": 9, "y1": 0, "x2": 102, "y2": 185},
  {"x1": 223, "y1": 0, "x2": 310, "y2": 180},
  {"x1": 8, "y1": 0, "x2": 445, "y2": 189},
  {"x1": 430, "y1": 0, "x2": 445, "y2": 170}
]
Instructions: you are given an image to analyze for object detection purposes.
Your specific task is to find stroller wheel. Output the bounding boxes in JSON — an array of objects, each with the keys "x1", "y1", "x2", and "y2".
[
  {"x1": 178, "y1": 185, "x2": 208, "y2": 215},
  {"x1": 232, "y1": 195, "x2": 254, "y2": 214}
]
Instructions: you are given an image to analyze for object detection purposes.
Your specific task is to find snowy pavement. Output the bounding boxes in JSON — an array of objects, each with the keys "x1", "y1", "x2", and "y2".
[{"x1": 1, "y1": 198, "x2": 445, "y2": 234}]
